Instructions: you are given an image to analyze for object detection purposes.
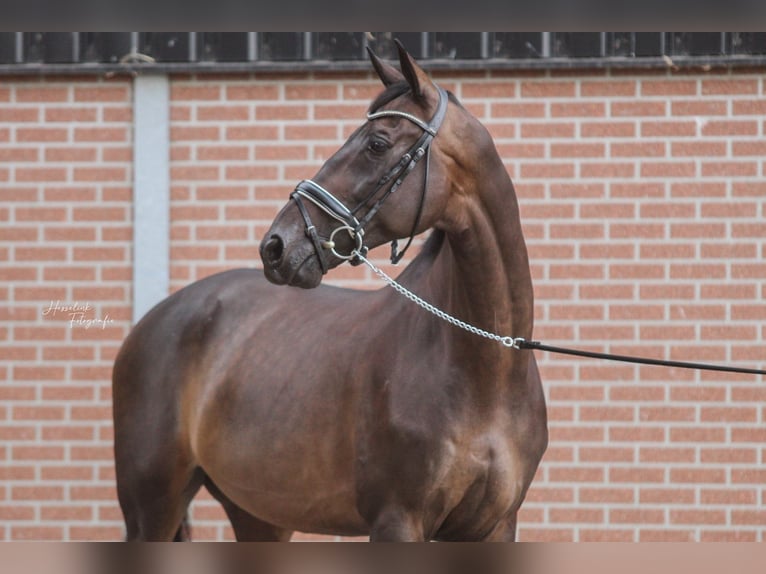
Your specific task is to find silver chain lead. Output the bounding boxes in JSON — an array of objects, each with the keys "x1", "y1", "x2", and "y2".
[{"x1": 355, "y1": 253, "x2": 523, "y2": 349}]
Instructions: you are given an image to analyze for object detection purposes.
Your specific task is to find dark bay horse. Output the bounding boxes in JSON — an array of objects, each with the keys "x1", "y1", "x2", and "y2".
[{"x1": 112, "y1": 41, "x2": 547, "y2": 541}]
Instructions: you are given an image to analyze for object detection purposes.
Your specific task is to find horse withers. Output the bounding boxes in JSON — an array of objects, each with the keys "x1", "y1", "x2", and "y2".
[{"x1": 112, "y1": 40, "x2": 547, "y2": 541}]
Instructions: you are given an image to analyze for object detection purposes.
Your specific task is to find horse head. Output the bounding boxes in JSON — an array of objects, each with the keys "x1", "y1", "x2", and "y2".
[{"x1": 260, "y1": 40, "x2": 464, "y2": 288}]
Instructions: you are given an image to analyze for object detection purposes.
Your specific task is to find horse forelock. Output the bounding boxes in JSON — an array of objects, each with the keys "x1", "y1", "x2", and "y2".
[
  {"x1": 367, "y1": 81, "x2": 410, "y2": 113},
  {"x1": 368, "y1": 81, "x2": 461, "y2": 115}
]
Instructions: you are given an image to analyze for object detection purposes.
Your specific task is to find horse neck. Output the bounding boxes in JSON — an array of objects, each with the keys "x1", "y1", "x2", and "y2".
[
  {"x1": 415, "y1": 154, "x2": 534, "y2": 382},
  {"x1": 451, "y1": 174, "x2": 532, "y2": 342}
]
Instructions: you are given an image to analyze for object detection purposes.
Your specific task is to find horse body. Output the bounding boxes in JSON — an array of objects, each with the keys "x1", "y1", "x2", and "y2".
[{"x1": 113, "y1": 41, "x2": 547, "y2": 541}]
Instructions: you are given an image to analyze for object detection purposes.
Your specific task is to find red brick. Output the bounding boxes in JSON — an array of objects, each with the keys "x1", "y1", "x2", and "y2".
[
  {"x1": 548, "y1": 425, "x2": 604, "y2": 442},
  {"x1": 197, "y1": 105, "x2": 250, "y2": 121},
  {"x1": 549, "y1": 507, "x2": 604, "y2": 524},
  {"x1": 639, "y1": 407, "x2": 696, "y2": 423},
  {"x1": 670, "y1": 427, "x2": 726, "y2": 443},
  {"x1": 496, "y1": 143, "x2": 544, "y2": 158},
  {"x1": 41, "y1": 466, "x2": 93, "y2": 481},
  {"x1": 12, "y1": 527, "x2": 64, "y2": 541},
  {"x1": 490, "y1": 102, "x2": 545, "y2": 118},
  {"x1": 12, "y1": 366, "x2": 66, "y2": 381},
  {"x1": 520, "y1": 122, "x2": 575, "y2": 138},
  {"x1": 580, "y1": 447, "x2": 635, "y2": 463},
  {"x1": 610, "y1": 141, "x2": 665, "y2": 157},
  {"x1": 670, "y1": 510, "x2": 726, "y2": 525},
  {"x1": 197, "y1": 145, "x2": 250, "y2": 161},
  {"x1": 73, "y1": 207, "x2": 126, "y2": 221},
  {"x1": 0, "y1": 505, "x2": 36, "y2": 521},
  {"x1": 702, "y1": 161, "x2": 758, "y2": 177},
  {"x1": 609, "y1": 182, "x2": 664, "y2": 198},
  {"x1": 171, "y1": 85, "x2": 221, "y2": 100},
  {"x1": 702, "y1": 120, "x2": 758, "y2": 136},
  {"x1": 701, "y1": 447, "x2": 757, "y2": 464},
  {"x1": 671, "y1": 100, "x2": 727, "y2": 115},
  {"x1": 74, "y1": 85, "x2": 129, "y2": 102},
  {"x1": 171, "y1": 126, "x2": 221, "y2": 141},
  {"x1": 669, "y1": 385, "x2": 726, "y2": 402},
  {"x1": 194, "y1": 225, "x2": 249, "y2": 241},
  {"x1": 14, "y1": 247, "x2": 67, "y2": 261},
  {"x1": 70, "y1": 486, "x2": 117, "y2": 501},
  {"x1": 45, "y1": 147, "x2": 98, "y2": 162},
  {"x1": 41, "y1": 425, "x2": 95, "y2": 441},
  {"x1": 41, "y1": 505, "x2": 94, "y2": 521},
  {"x1": 0, "y1": 225, "x2": 37, "y2": 240},
  {"x1": 640, "y1": 488, "x2": 695, "y2": 504},
  {"x1": 670, "y1": 468, "x2": 726, "y2": 484},
  {"x1": 641, "y1": 120, "x2": 697, "y2": 137},
  {"x1": 171, "y1": 166, "x2": 220, "y2": 181},
  {"x1": 226, "y1": 125, "x2": 279, "y2": 140},
  {"x1": 551, "y1": 102, "x2": 605, "y2": 117},
  {"x1": 580, "y1": 406, "x2": 635, "y2": 422},
  {"x1": 103, "y1": 106, "x2": 132, "y2": 122},
  {"x1": 641, "y1": 161, "x2": 696, "y2": 178},
  {"x1": 641, "y1": 80, "x2": 697, "y2": 96},
  {"x1": 15, "y1": 167, "x2": 67, "y2": 182},
  {"x1": 581, "y1": 121, "x2": 636, "y2": 138},
  {"x1": 172, "y1": 205, "x2": 220, "y2": 221},
  {"x1": 0, "y1": 147, "x2": 39, "y2": 162},
  {"x1": 255, "y1": 145, "x2": 309, "y2": 161},
  {"x1": 701, "y1": 530, "x2": 757, "y2": 542},
  {"x1": 226, "y1": 85, "x2": 280, "y2": 100},
  {"x1": 638, "y1": 528, "x2": 694, "y2": 542},
  {"x1": 732, "y1": 98, "x2": 766, "y2": 115},
  {"x1": 284, "y1": 125, "x2": 338, "y2": 140},
  {"x1": 225, "y1": 165, "x2": 278, "y2": 180},
  {"x1": 610, "y1": 509, "x2": 665, "y2": 524},
  {"x1": 520, "y1": 162, "x2": 574, "y2": 179},
  {"x1": 16, "y1": 87, "x2": 68, "y2": 102},
  {"x1": 550, "y1": 142, "x2": 604, "y2": 158},
  {"x1": 609, "y1": 385, "x2": 665, "y2": 402},
  {"x1": 11, "y1": 446, "x2": 65, "y2": 461},
  {"x1": 731, "y1": 510, "x2": 766, "y2": 525},
  {"x1": 520, "y1": 81, "x2": 575, "y2": 98},
  {"x1": 702, "y1": 78, "x2": 758, "y2": 95},
  {"x1": 44, "y1": 107, "x2": 98, "y2": 122},
  {"x1": 611, "y1": 101, "x2": 666, "y2": 117},
  {"x1": 74, "y1": 127, "x2": 127, "y2": 142},
  {"x1": 582, "y1": 80, "x2": 636, "y2": 97},
  {"x1": 548, "y1": 467, "x2": 604, "y2": 483},
  {"x1": 44, "y1": 227, "x2": 97, "y2": 242},
  {"x1": 580, "y1": 162, "x2": 635, "y2": 178},
  {"x1": 580, "y1": 529, "x2": 634, "y2": 542},
  {"x1": 518, "y1": 528, "x2": 573, "y2": 542},
  {"x1": 255, "y1": 104, "x2": 309, "y2": 121},
  {"x1": 285, "y1": 83, "x2": 338, "y2": 100},
  {"x1": 733, "y1": 139, "x2": 766, "y2": 156},
  {"x1": 73, "y1": 246, "x2": 126, "y2": 262}
]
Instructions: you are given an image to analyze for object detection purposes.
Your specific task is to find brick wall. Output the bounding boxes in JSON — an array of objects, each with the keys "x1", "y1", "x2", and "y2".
[
  {"x1": 0, "y1": 77, "x2": 132, "y2": 540},
  {"x1": 1, "y1": 67, "x2": 765, "y2": 541}
]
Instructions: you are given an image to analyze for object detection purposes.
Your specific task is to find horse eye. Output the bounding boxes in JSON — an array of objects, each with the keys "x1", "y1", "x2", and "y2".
[{"x1": 368, "y1": 138, "x2": 389, "y2": 154}]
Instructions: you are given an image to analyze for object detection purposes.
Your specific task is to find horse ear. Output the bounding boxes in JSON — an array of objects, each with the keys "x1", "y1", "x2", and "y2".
[
  {"x1": 395, "y1": 38, "x2": 434, "y2": 101},
  {"x1": 367, "y1": 46, "x2": 404, "y2": 87}
]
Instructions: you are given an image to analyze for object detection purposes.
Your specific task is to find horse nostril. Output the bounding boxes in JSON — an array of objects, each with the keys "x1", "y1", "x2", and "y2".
[{"x1": 262, "y1": 235, "x2": 285, "y2": 266}]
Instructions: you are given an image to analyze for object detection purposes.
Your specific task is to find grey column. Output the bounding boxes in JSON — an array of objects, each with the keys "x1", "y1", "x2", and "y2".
[{"x1": 132, "y1": 75, "x2": 170, "y2": 324}]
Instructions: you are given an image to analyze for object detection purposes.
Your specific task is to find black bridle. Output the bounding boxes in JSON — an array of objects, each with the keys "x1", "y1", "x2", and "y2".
[{"x1": 290, "y1": 86, "x2": 449, "y2": 274}]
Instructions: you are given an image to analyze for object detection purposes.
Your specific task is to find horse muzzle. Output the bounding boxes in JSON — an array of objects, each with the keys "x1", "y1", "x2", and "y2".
[{"x1": 260, "y1": 231, "x2": 324, "y2": 289}]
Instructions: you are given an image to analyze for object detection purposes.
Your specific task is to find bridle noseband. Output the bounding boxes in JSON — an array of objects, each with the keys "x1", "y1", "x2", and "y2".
[{"x1": 290, "y1": 86, "x2": 449, "y2": 274}]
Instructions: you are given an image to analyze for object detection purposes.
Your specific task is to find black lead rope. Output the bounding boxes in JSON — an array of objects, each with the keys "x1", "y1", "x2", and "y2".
[{"x1": 515, "y1": 339, "x2": 766, "y2": 376}]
